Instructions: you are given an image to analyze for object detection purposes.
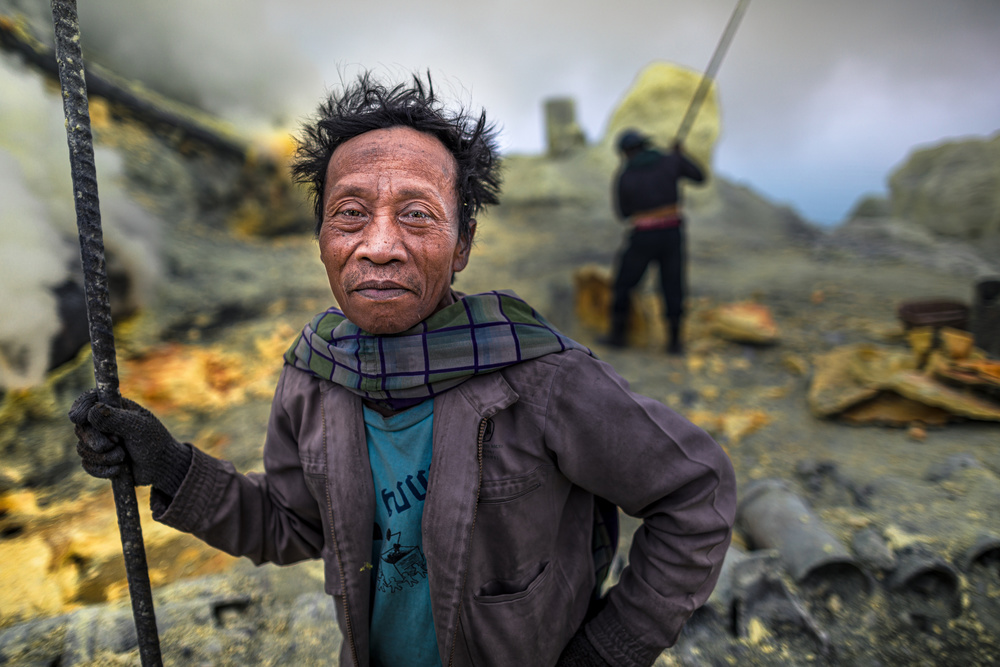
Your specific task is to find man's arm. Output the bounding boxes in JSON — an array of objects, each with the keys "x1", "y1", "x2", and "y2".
[
  {"x1": 613, "y1": 171, "x2": 628, "y2": 220},
  {"x1": 672, "y1": 141, "x2": 706, "y2": 184},
  {"x1": 152, "y1": 365, "x2": 326, "y2": 566},
  {"x1": 72, "y1": 366, "x2": 327, "y2": 566},
  {"x1": 545, "y1": 352, "x2": 736, "y2": 666}
]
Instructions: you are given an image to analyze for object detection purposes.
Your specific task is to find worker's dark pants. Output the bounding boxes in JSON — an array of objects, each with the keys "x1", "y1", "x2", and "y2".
[{"x1": 611, "y1": 226, "x2": 686, "y2": 326}]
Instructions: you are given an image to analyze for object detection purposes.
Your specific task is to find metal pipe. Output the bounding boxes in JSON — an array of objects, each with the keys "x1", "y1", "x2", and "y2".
[
  {"x1": 962, "y1": 533, "x2": 1000, "y2": 571},
  {"x1": 887, "y1": 548, "x2": 961, "y2": 625},
  {"x1": 737, "y1": 479, "x2": 871, "y2": 601},
  {"x1": 675, "y1": 0, "x2": 752, "y2": 144},
  {"x1": 50, "y1": 1, "x2": 162, "y2": 664}
]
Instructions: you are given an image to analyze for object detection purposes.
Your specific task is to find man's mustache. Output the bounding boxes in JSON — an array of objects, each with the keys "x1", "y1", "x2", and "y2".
[{"x1": 341, "y1": 268, "x2": 421, "y2": 293}]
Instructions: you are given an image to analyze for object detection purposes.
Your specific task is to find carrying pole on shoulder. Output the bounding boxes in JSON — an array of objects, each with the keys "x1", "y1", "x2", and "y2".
[
  {"x1": 675, "y1": 0, "x2": 751, "y2": 144},
  {"x1": 50, "y1": 1, "x2": 163, "y2": 664}
]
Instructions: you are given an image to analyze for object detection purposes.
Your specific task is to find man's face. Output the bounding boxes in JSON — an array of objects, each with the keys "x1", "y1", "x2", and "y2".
[{"x1": 318, "y1": 126, "x2": 474, "y2": 334}]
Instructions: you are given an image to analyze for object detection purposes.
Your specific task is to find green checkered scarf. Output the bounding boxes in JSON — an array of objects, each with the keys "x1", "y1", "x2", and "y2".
[{"x1": 284, "y1": 290, "x2": 591, "y2": 410}]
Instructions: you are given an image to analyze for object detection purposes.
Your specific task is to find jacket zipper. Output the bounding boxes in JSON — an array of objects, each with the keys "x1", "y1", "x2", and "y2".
[
  {"x1": 322, "y1": 398, "x2": 360, "y2": 666},
  {"x1": 447, "y1": 416, "x2": 488, "y2": 667}
]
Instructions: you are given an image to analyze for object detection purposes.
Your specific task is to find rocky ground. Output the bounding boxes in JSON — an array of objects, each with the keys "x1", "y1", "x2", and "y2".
[{"x1": 3, "y1": 139, "x2": 1000, "y2": 666}]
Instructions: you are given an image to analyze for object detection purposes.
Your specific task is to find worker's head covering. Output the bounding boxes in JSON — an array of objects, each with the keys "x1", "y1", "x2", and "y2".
[{"x1": 617, "y1": 129, "x2": 650, "y2": 153}]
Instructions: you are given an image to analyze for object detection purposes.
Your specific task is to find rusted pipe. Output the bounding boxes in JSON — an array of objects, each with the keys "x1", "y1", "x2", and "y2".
[{"x1": 737, "y1": 479, "x2": 871, "y2": 601}]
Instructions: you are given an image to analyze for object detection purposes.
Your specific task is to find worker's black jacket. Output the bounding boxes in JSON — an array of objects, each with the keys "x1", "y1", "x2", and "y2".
[{"x1": 614, "y1": 148, "x2": 706, "y2": 218}]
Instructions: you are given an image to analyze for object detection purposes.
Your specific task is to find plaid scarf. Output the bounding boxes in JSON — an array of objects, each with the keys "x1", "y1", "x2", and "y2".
[{"x1": 284, "y1": 290, "x2": 591, "y2": 410}]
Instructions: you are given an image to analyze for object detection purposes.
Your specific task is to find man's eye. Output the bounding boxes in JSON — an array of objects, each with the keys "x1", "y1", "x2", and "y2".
[
  {"x1": 403, "y1": 210, "x2": 430, "y2": 220},
  {"x1": 341, "y1": 208, "x2": 363, "y2": 217}
]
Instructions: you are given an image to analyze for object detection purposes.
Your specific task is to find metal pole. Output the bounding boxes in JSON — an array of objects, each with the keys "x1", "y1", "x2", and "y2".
[
  {"x1": 675, "y1": 0, "x2": 752, "y2": 144},
  {"x1": 50, "y1": 1, "x2": 162, "y2": 664}
]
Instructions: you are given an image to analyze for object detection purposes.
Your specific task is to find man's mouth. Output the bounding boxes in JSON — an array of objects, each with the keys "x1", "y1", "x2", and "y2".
[{"x1": 352, "y1": 280, "x2": 411, "y2": 301}]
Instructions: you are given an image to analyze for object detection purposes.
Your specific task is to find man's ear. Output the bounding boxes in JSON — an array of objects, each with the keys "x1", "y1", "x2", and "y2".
[{"x1": 453, "y1": 219, "x2": 477, "y2": 273}]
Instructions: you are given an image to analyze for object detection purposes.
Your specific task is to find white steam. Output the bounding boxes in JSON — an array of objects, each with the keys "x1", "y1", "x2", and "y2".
[
  {"x1": 0, "y1": 58, "x2": 162, "y2": 390},
  {"x1": 0, "y1": 152, "x2": 71, "y2": 390},
  {"x1": 76, "y1": 0, "x2": 321, "y2": 128}
]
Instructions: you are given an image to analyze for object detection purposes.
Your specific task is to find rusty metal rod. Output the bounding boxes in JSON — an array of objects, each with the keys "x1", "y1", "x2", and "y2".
[
  {"x1": 50, "y1": 1, "x2": 162, "y2": 664},
  {"x1": 675, "y1": 0, "x2": 751, "y2": 144}
]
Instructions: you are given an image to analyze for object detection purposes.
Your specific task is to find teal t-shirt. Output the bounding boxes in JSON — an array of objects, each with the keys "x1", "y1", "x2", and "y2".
[{"x1": 363, "y1": 399, "x2": 441, "y2": 667}]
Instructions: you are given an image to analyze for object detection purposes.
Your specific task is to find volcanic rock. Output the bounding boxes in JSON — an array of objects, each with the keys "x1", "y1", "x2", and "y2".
[
  {"x1": 889, "y1": 132, "x2": 1000, "y2": 246},
  {"x1": 602, "y1": 61, "x2": 719, "y2": 172}
]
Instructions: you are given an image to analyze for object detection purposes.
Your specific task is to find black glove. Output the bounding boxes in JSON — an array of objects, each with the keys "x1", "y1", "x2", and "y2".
[
  {"x1": 556, "y1": 627, "x2": 612, "y2": 667},
  {"x1": 69, "y1": 389, "x2": 192, "y2": 497}
]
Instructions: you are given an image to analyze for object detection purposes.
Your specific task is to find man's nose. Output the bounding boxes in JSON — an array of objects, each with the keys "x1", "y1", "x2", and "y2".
[{"x1": 358, "y1": 212, "x2": 406, "y2": 264}]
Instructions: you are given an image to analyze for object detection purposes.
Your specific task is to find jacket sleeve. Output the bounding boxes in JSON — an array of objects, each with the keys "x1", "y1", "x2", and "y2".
[
  {"x1": 151, "y1": 366, "x2": 326, "y2": 566},
  {"x1": 613, "y1": 170, "x2": 628, "y2": 220},
  {"x1": 675, "y1": 150, "x2": 706, "y2": 184},
  {"x1": 543, "y1": 352, "x2": 736, "y2": 666}
]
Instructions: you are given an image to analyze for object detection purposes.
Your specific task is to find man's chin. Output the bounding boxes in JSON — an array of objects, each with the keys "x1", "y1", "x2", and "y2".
[{"x1": 343, "y1": 304, "x2": 421, "y2": 335}]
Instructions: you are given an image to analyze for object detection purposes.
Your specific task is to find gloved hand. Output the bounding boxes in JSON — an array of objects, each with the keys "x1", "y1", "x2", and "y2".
[
  {"x1": 69, "y1": 389, "x2": 192, "y2": 497},
  {"x1": 556, "y1": 627, "x2": 612, "y2": 667}
]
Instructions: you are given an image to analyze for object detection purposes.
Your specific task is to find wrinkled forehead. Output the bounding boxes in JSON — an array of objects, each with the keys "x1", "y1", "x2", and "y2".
[{"x1": 326, "y1": 126, "x2": 458, "y2": 188}]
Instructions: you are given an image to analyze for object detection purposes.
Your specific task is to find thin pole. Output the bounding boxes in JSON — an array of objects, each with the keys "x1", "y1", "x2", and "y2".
[
  {"x1": 49, "y1": 1, "x2": 163, "y2": 664},
  {"x1": 675, "y1": 0, "x2": 752, "y2": 144}
]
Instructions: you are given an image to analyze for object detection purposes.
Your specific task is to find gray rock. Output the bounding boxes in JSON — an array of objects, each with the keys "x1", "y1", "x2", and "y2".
[
  {"x1": 849, "y1": 194, "x2": 892, "y2": 219},
  {"x1": 889, "y1": 132, "x2": 1000, "y2": 243},
  {"x1": 276, "y1": 592, "x2": 342, "y2": 664},
  {"x1": 924, "y1": 453, "x2": 983, "y2": 482}
]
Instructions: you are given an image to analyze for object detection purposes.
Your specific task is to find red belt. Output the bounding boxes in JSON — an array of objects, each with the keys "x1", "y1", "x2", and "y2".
[{"x1": 633, "y1": 214, "x2": 681, "y2": 230}]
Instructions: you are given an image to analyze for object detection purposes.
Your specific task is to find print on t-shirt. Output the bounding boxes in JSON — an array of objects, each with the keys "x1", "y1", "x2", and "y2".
[
  {"x1": 373, "y1": 465, "x2": 430, "y2": 593},
  {"x1": 376, "y1": 527, "x2": 427, "y2": 593}
]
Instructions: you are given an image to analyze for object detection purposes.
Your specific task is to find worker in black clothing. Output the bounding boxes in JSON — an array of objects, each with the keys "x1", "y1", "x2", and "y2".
[{"x1": 604, "y1": 128, "x2": 706, "y2": 354}]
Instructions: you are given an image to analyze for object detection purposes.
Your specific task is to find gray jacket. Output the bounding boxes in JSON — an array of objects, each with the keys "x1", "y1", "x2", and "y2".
[{"x1": 155, "y1": 349, "x2": 736, "y2": 666}]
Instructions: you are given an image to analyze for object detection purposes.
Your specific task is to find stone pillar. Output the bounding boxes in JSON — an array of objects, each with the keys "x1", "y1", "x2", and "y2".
[{"x1": 544, "y1": 97, "x2": 586, "y2": 157}]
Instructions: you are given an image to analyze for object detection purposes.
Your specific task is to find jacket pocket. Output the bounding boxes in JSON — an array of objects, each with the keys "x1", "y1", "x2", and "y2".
[
  {"x1": 474, "y1": 560, "x2": 549, "y2": 603},
  {"x1": 478, "y1": 466, "x2": 549, "y2": 504},
  {"x1": 465, "y1": 560, "x2": 576, "y2": 665}
]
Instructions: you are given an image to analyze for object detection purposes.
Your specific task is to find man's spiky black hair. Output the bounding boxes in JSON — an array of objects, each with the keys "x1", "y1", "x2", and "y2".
[{"x1": 291, "y1": 72, "x2": 503, "y2": 241}]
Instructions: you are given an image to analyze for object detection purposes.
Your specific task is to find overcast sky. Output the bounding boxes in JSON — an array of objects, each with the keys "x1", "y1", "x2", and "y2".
[{"x1": 70, "y1": 0, "x2": 1000, "y2": 225}]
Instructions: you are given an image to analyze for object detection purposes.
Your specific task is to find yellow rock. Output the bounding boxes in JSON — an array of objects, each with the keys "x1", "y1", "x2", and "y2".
[
  {"x1": 939, "y1": 327, "x2": 974, "y2": 359},
  {"x1": 781, "y1": 353, "x2": 810, "y2": 376},
  {"x1": 933, "y1": 356, "x2": 1000, "y2": 391},
  {"x1": 809, "y1": 342, "x2": 1000, "y2": 422},
  {"x1": 847, "y1": 344, "x2": 916, "y2": 386},
  {"x1": 687, "y1": 408, "x2": 770, "y2": 445},
  {"x1": 722, "y1": 410, "x2": 771, "y2": 445},
  {"x1": 808, "y1": 346, "x2": 881, "y2": 418},
  {"x1": 573, "y1": 265, "x2": 615, "y2": 333},
  {"x1": 572, "y1": 264, "x2": 657, "y2": 347},
  {"x1": 710, "y1": 302, "x2": 779, "y2": 345},
  {"x1": 686, "y1": 353, "x2": 707, "y2": 375},
  {"x1": 0, "y1": 486, "x2": 242, "y2": 625},
  {"x1": 840, "y1": 392, "x2": 952, "y2": 427},
  {"x1": 746, "y1": 617, "x2": 772, "y2": 645},
  {"x1": 906, "y1": 326, "x2": 935, "y2": 359},
  {"x1": 0, "y1": 535, "x2": 69, "y2": 625},
  {"x1": 118, "y1": 329, "x2": 287, "y2": 414},
  {"x1": 886, "y1": 370, "x2": 1000, "y2": 421},
  {"x1": 604, "y1": 62, "x2": 720, "y2": 172},
  {"x1": 883, "y1": 525, "x2": 935, "y2": 551},
  {"x1": 0, "y1": 489, "x2": 40, "y2": 517}
]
